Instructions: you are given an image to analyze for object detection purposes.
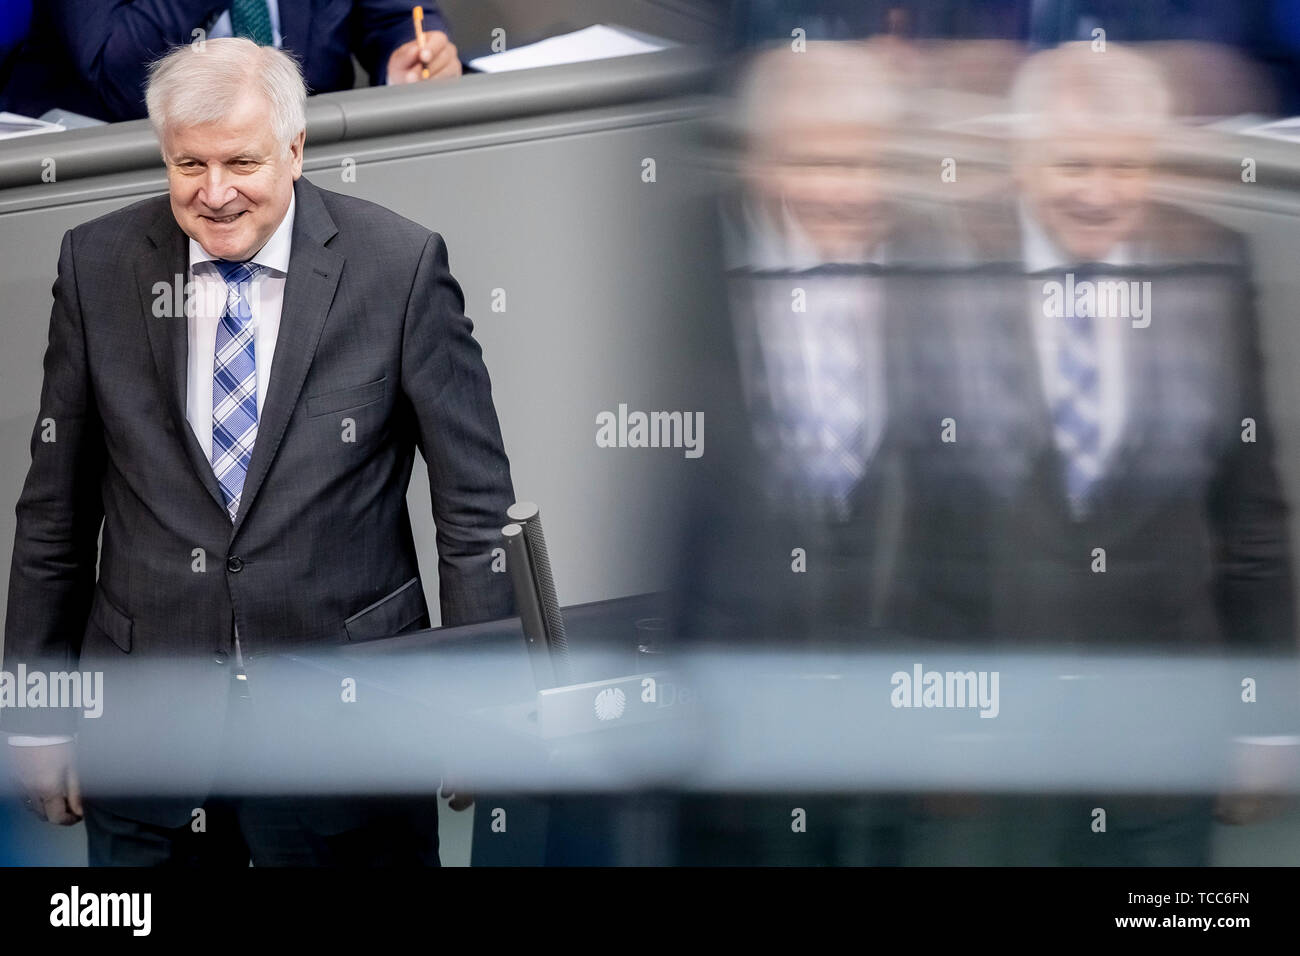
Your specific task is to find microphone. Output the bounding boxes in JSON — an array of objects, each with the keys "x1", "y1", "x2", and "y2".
[{"x1": 502, "y1": 501, "x2": 573, "y2": 689}]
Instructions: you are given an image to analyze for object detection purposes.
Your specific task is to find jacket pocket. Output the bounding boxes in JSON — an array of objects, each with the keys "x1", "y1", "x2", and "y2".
[
  {"x1": 89, "y1": 588, "x2": 133, "y2": 653},
  {"x1": 305, "y1": 376, "x2": 387, "y2": 419},
  {"x1": 344, "y1": 577, "x2": 428, "y2": 642}
]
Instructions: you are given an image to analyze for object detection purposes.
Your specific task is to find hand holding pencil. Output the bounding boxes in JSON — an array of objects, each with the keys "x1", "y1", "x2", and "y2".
[{"x1": 386, "y1": 6, "x2": 462, "y2": 84}]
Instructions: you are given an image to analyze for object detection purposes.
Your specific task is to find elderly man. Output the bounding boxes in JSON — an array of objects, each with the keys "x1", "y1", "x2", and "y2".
[
  {"x1": 672, "y1": 41, "x2": 966, "y2": 865},
  {"x1": 909, "y1": 42, "x2": 1295, "y2": 661},
  {"x1": 902, "y1": 42, "x2": 1297, "y2": 864},
  {"x1": 3, "y1": 37, "x2": 513, "y2": 865},
  {"x1": 691, "y1": 40, "x2": 961, "y2": 647}
]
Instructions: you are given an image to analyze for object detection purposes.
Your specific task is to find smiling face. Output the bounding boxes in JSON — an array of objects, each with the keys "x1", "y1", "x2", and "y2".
[
  {"x1": 1016, "y1": 114, "x2": 1157, "y2": 262},
  {"x1": 162, "y1": 89, "x2": 303, "y2": 262},
  {"x1": 746, "y1": 122, "x2": 894, "y2": 260}
]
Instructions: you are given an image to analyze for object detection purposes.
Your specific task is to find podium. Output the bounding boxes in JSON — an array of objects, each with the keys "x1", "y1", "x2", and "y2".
[{"x1": 278, "y1": 590, "x2": 689, "y2": 865}]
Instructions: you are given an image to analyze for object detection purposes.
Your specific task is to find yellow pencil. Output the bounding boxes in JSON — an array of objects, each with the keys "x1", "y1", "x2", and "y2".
[{"x1": 412, "y1": 6, "x2": 430, "y2": 79}]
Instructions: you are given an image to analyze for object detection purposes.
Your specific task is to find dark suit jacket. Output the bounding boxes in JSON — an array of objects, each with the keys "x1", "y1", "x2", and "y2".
[
  {"x1": 894, "y1": 199, "x2": 1296, "y2": 657},
  {"x1": 2, "y1": 176, "x2": 514, "y2": 823},
  {"x1": 673, "y1": 195, "x2": 962, "y2": 649},
  {"x1": 0, "y1": 0, "x2": 448, "y2": 122}
]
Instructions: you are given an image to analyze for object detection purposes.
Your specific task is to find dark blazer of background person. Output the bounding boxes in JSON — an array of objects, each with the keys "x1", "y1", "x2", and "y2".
[
  {"x1": 1, "y1": 175, "x2": 514, "y2": 825},
  {"x1": 894, "y1": 198, "x2": 1296, "y2": 658},
  {"x1": 0, "y1": 0, "x2": 31, "y2": 86},
  {"x1": 0, "y1": 0, "x2": 448, "y2": 122}
]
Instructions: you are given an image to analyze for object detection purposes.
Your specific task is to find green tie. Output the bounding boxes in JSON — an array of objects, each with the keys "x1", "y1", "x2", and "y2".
[{"x1": 230, "y1": 0, "x2": 274, "y2": 46}]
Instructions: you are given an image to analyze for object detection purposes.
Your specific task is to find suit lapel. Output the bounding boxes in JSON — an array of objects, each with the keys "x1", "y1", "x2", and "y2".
[
  {"x1": 231, "y1": 178, "x2": 343, "y2": 536},
  {"x1": 138, "y1": 203, "x2": 229, "y2": 515}
]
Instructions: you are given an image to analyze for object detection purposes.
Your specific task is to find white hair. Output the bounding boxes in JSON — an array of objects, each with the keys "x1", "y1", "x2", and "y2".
[
  {"x1": 734, "y1": 40, "x2": 906, "y2": 146},
  {"x1": 1008, "y1": 41, "x2": 1171, "y2": 138},
  {"x1": 145, "y1": 37, "x2": 307, "y2": 150}
]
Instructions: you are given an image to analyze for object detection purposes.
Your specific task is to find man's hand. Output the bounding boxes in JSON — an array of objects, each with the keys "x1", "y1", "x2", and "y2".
[
  {"x1": 1215, "y1": 791, "x2": 1292, "y2": 825},
  {"x1": 1215, "y1": 739, "x2": 1300, "y2": 826},
  {"x1": 12, "y1": 742, "x2": 82, "y2": 825},
  {"x1": 440, "y1": 776, "x2": 474, "y2": 812},
  {"x1": 387, "y1": 33, "x2": 462, "y2": 84}
]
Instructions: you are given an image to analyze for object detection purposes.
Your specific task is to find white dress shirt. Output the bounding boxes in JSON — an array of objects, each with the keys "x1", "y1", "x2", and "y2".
[
  {"x1": 186, "y1": 191, "x2": 295, "y2": 459},
  {"x1": 8, "y1": 196, "x2": 296, "y2": 747},
  {"x1": 728, "y1": 197, "x2": 889, "y2": 475}
]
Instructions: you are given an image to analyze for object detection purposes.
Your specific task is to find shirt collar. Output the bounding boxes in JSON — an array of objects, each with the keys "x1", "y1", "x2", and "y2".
[
  {"x1": 730, "y1": 196, "x2": 887, "y2": 271},
  {"x1": 189, "y1": 190, "x2": 296, "y2": 275},
  {"x1": 1018, "y1": 198, "x2": 1131, "y2": 272}
]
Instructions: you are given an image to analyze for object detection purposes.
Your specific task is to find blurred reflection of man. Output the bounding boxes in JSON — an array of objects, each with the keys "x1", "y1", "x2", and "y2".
[
  {"x1": 674, "y1": 41, "x2": 961, "y2": 865},
  {"x1": 905, "y1": 42, "x2": 1297, "y2": 864},
  {"x1": 694, "y1": 41, "x2": 958, "y2": 647}
]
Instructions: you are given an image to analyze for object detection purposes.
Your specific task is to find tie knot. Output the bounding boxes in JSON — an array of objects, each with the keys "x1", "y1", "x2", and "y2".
[{"x1": 213, "y1": 259, "x2": 267, "y2": 288}]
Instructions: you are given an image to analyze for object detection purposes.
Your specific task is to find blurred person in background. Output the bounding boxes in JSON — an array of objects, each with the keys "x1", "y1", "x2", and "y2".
[
  {"x1": 1, "y1": 0, "x2": 460, "y2": 124},
  {"x1": 0, "y1": 1, "x2": 31, "y2": 90}
]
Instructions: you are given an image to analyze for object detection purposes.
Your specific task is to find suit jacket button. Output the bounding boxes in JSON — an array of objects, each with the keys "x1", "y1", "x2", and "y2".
[
  {"x1": 226, "y1": 555, "x2": 243, "y2": 573},
  {"x1": 214, "y1": 651, "x2": 229, "y2": 665}
]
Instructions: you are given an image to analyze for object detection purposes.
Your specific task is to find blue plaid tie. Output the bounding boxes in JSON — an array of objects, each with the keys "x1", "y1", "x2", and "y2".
[
  {"x1": 762, "y1": 299, "x2": 866, "y2": 513},
  {"x1": 211, "y1": 260, "x2": 265, "y2": 521},
  {"x1": 1052, "y1": 304, "x2": 1101, "y2": 511},
  {"x1": 801, "y1": 305, "x2": 866, "y2": 509}
]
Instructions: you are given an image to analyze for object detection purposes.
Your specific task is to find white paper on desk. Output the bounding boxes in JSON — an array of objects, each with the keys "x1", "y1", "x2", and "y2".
[
  {"x1": 0, "y1": 111, "x2": 66, "y2": 139},
  {"x1": 469, "y1": 24, "x2": 673, "y2": 74}
]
